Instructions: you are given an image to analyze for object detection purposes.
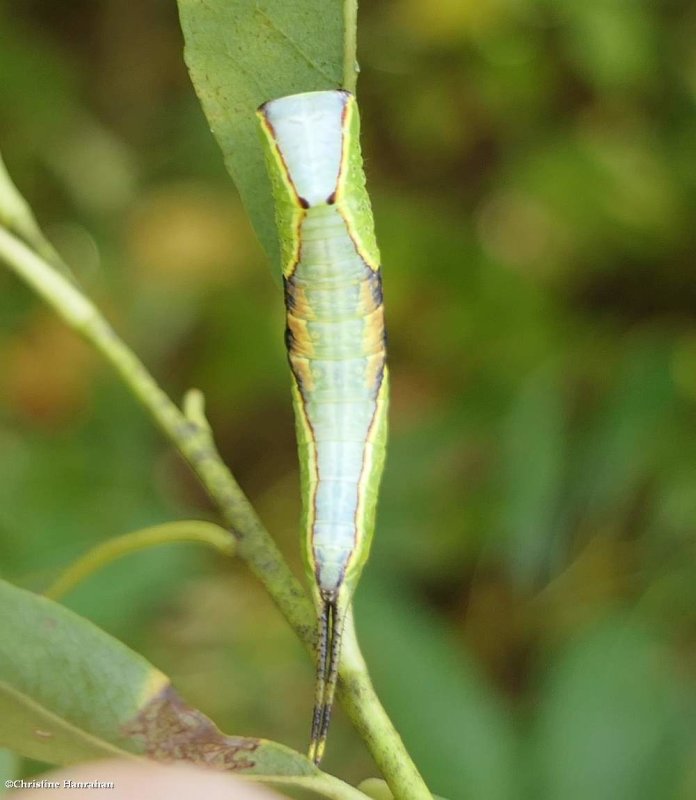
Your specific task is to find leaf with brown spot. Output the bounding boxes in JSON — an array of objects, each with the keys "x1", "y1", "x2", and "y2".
[
  {"x1": 122, "y1": 684, "x2": 315, "y2": 777},
  {"x1": 0, "y1": 579, "x2": 166, "y2": 764},
  {"x1": 0, "y1": 580, "x2": 370, "y2": 799}
]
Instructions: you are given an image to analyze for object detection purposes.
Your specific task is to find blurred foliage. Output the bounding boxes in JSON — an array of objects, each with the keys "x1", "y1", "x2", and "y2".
[{"x1": 1, "y1": 0, "x2": 696, "y2": 797}]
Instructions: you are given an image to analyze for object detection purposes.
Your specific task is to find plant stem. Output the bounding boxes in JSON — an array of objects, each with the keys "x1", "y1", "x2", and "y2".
[
  {"x1": 0, "y1": 154, "x2": 74, "y2": 280},
  {"x1": 342, "y1": 612, "x2": 433, "y2": 799},
  {"x1": 0, "y1": 225, "x2": 432, "y2": 800},
  {"x1": 0, "y1": 225, "x2": 314, "y2": 637},
  {"x1": 45, "y1": 520, "x2": 236, "y2": 601}
]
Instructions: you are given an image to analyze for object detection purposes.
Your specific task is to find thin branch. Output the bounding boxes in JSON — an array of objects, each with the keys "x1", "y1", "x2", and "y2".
[
  {"x1": 45, "y1": 521, "x2": 236, "y2": 601},
  {"x1": 341, "y1": 611, "x2": 432, "y2": 799},
  {"x1": 0, "y1": 224, "x2": 432, "y2": 800},
  {"x1": 0, "y1": 154, "x2": 74, "y2": 281},
  {"x1": 0, "y1": 224, "x2": 314, "y2": 635}
]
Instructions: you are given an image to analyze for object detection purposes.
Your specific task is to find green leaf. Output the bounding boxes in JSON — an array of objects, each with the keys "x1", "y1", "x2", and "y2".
[
  {"x1": 501, "y1": 364, "x2": 565, "y2": 587},
  {"x1": 0, "y1": 578, "x2": 166, "y2": 763},
  {"x1": 0, "y1": 747, "x2": 20, "y2": 788},
  {"x1": 0, "y1": 580, "x2": 367, "y2": 798},
  {"x1": 251, "y1": 776, "x2": 370, "y2": 800},
  {"x1": 572, "y1": 339, "x2": 674, "y2": 518},
  {"x1": 356, "y1": 579, "x2": 518, "y2": 800},
  {"x1": 177, "y1": 0, "x2": 351, "y2": 271},
  {"x1": 533, "y1": 616, "x2": 691, "y2": 800}
]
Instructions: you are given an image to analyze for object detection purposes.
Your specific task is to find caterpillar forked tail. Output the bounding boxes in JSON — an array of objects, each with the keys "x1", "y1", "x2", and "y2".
[{"x1": 308, "y1": 594, "x2": 345, "y2": 765}]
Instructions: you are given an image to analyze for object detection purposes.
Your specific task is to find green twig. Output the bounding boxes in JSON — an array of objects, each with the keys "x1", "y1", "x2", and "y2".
[
  {"x1": 341, "y1": 611, "x2": 433, "y2": 798},
  {"x1": 0, "y1": 224, "x2": 432, "y2": 800},
  {"x1": 0, "y1": 154, "x2": 74, "y2": 281},
  {"x1": 0, "y1": 225, "x2": 313, "y2": 638},
  {"x1": 45, "y1": 520, "x2": 236, "y2": 601}
]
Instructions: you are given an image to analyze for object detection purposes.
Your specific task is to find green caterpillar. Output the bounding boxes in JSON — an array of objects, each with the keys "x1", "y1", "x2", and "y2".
[{"x1": 257, "y1": 90, "x2": 388, "y2": 763}]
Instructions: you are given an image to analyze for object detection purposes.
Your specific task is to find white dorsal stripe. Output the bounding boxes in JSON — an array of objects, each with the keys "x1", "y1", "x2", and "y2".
[{"x1": 263, "y1": 91, "x2": 347, "y2": 206}]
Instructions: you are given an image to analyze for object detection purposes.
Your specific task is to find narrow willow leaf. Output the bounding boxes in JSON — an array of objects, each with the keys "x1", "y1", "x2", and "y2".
[
  {"x1": 177, "y1": 0, "x2": 348, "y2": 270},
  {"x1": 501, "y1": 364, "x2": 564, "y2": 587},
  {"x1": 0, "y1": 682, "x2": 132, "y2": 765},
  {"x1": 121, "y1": 684, "x2": 317, "y2": 777},
  {"x1": 534, "y1": 617, "x2": 689, "y2": 800},
  {"x1": 258, "y1": 775, "x2": 371, "y2": 800},
  {"x1": 356, "y1": 580, "x2": 517, "y2": 800},
  {"x1": 0, "y1": 579, "x2": 168, "y2": 763},
  {"x1": 0, "y1": 580, "x2": 321, "y2": 780}
]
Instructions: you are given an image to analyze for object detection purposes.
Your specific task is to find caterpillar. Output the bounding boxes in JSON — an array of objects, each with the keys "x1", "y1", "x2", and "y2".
[{"x1": 257, "y1": 90, "x2": 388, "y2": 764}]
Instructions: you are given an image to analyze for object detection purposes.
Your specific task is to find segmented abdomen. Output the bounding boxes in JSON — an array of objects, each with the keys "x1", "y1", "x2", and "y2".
[{"x1": 285, "y1": 207, "x2": 387, "y2": 597}]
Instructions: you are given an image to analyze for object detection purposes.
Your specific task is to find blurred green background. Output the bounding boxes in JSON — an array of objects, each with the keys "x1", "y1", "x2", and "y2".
[{"x1": 1, "y1": 1, "x2": 696, "y2": 798}]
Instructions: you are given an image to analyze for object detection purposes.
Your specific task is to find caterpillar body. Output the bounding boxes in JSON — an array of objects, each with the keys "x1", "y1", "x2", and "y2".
[{"x1": 257, "y1": 90, "x2": 388, "y2": 764}]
